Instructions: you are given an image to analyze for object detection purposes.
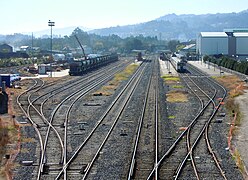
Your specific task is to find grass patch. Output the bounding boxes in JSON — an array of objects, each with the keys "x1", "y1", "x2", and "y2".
[
  {"x1": 0, "y1": 116, "x2": 19, "y2": 178},
  {"x1": 0, "y1": 126, "x2": 9, "y2": 160},
  {"x1": 166, "y1": 90, "x2": 188, "y2": 103},
  {"x1": 233, "y1": 149, "x2": 246, "y2": 174},
  {"x1": 215, "y1": 75, "x2": 246, "y2": 98},
  {"x1": 161, "y1": 75, "x2": 180, "y2": 82},
  {"x1": 94, "y1": 63, "x2": 139, "y2": 96},
  {"x1": 168, "y1": 115, "x2": 176, "y2": 119},
  {"x1": 214, "y1": 75, "x2": 247, "y2": 126},
  {"x1": 225, "y1": 98, "x2": 242, "y2": 126},
  {"x1": 215, "y1": 75, "x2": 248, "y2": 174},
  {"x1": 172, "y1": 85, "x2": 184, "y2": 89},
  {"x1": 21, "y1": 138, "x2": 35, "y2": 143},
  {"x1": 162, "y1": 75, "x2": 180, "y2": 85},
  {"x1": 113, "y1": 64, "x2": 139, "y2": 81}
]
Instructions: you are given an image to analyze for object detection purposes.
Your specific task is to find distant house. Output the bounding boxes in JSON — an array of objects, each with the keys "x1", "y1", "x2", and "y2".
[
  {"x1": 62, "y1": 46, "x2": 72, "y2": 53},
  {"x1": 0, "y1": 44, "x2": 13, "y2": 53},
  {"x1": 32, "y1": 47, "x2": 40, "y2": 52},
  {"x1": 179, "y1": 44, "x2": 196, "y2": 56},
  {"x1": 20, "y1": 46, "x2": 31, "y2": 52},
  {"x1": 53, "y1": 54, "x2": 65, "y2": 61}
]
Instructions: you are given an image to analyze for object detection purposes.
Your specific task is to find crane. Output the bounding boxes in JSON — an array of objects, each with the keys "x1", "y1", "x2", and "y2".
[{"x1": 74, "y1": 35, "x2": 87, "y2": 59}]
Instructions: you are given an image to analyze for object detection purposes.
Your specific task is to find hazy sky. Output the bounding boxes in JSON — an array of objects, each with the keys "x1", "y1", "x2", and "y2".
[{"x1": 1, "y1": 0, "x2": 248, "y2": 34}]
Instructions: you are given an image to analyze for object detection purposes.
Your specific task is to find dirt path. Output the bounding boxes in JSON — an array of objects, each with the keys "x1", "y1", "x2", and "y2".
[{"x1": 234, "y1": 89, "x2": 248, "y2": 176}]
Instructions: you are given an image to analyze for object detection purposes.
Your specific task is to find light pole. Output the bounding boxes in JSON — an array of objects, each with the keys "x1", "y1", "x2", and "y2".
[{"x1": 48, "y1": 20, "x2": 55, "y2": 77}]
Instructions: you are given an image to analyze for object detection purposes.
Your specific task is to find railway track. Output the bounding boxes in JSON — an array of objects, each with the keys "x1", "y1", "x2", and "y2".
[
  {"x1": 179, "y1": 64, "x2": 227, "y2": 179},
  {"x1": 147, "y1": 61, "x2": 227, "y2": 179},
  {"x1": 126, "y1": 57, "x2": 160, "y2": 179},
  {"x1": 54, "y1": 61, "x2": 148, "y2": 179},
  {"x1": 16, "y1": 60, "x2": 130, "y2": 179},
  {"x1": 39, "y1": 60, "x2": 130, "y2": 179},
  {"x1": 14, "y1": 56, "x2": 239, "y2": 180}
]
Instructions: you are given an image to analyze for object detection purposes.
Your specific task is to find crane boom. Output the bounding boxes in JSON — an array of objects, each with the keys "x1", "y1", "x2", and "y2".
[{"x1": 74, "y1": 35, "x2": 87, "y2": 59}]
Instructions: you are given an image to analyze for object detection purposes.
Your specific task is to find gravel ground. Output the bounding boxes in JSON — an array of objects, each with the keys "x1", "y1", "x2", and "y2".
[
  {"x1": 88, "y1": 62, "x2": 152, "y2": 179},
  {"x1": 234, "y1": 89, "x2": 248, "y2": 177},
  {"x1": 158, "y1": 60, "x2": 243, "y2": 179},
  {"x1": 5, "y1": 58, "x2": 245, "y2": 179},
  {"x1": 189, "y1": 61, "x2": 244, "y2": 179},
  {"x1": 13, "y1": 125, "x2": 37, "y2": 180},
  {"x1": 8, "y1": 59, "x2": 130, "y2": 180}
]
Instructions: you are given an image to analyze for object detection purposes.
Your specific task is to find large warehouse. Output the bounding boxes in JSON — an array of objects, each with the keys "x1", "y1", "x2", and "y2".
[{"x1": 197, "y1": 29, "x2": 248, "y2": 60}]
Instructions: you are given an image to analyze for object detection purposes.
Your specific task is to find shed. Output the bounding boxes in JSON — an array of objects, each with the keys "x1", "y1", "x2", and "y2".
[
  {"x1": 0, "y1": 74, "x2": 13, "y2": 87},
  {"x1": 234, "y1": 33, "x2": 248, "y2": 56},
  {"x1": 197, "y1": 32, "x2": 228, "y2": 56},
  {"x1": 38, "y1": 64, "x2": 47, "y2": 74},
  {"x1": 20, "y1": 46, "x2": 30, "y2": 52},
  {"x1": 0, "y1": 74, "x2": 20, "y2": 87},
  {"x1": 0, "y1": 44, "x2": 13, "y2": 53}
]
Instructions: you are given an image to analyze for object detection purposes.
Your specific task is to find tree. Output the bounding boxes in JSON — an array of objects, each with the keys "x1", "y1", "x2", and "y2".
[
  {"x1": 124, "y1": 38, "x2": 143, "y2": 53},
  {"x1": 167, "y1": 40, "x2": 180, "y2": 52}
]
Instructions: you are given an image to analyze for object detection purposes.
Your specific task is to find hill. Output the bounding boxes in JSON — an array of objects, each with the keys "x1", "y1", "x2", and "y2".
[{"x1": 89, "y1": 10, "x2": 248, "y2": 41}]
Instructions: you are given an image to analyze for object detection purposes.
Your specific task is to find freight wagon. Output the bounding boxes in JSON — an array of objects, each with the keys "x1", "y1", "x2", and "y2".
[{"x1": 69, "y1": 54, "x2": 118, "y2": 76}]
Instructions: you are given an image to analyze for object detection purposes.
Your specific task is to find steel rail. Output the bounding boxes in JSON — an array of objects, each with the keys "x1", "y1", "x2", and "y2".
[
  {"x1": 175, "y1": 72, "x2": 217, "y2": 180},
  {"x1": 30, "y1": 61, "x2": 129, "y2": 179},
  {"x1": 55, "y1": 62, "x2": 147, "y2": 179},
  {"x1": 16, "y1": 79, "x2": 45, "y2": 180},
  {"x1": 82, "y1": 63, "x2": 147, "y2": 180},
  {"x1": 189, "y1": 64, "x2": 228, "y2": 180},
  {"x1": 38, "y1": 64, "x2": 128, "y2": 176},
  {"x1": 147, "y1": 73, "x2": 217, "y2": 180},
  {"x1": 127, "y1": 60, "x2": 154, "y2": 179},
  {"x1": 61, "y1": 64, "x2": 128, "y2": 180},
  {"x1": 173, "y1": 64, "x2": 227, "y2": 179}
]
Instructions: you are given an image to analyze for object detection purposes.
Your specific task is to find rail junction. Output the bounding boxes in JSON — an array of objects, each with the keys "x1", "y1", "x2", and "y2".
[{"x1": 12, "y1": 55, "x2": 243, "y2": 180}]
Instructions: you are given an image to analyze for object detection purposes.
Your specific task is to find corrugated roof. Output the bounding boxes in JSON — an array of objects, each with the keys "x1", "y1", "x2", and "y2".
[
  {"x1": 224, "y1": 28, "x2": 248, "y2": 33},
  {"x1": 200, "y1": 32, "x2": 228, "y2": 37},
  {"x1": 233, "y1": 33, "x2": 248, "y2": 37},
  {"x1": 183, "y1": 44, "x2": 196, "y2": 50}
]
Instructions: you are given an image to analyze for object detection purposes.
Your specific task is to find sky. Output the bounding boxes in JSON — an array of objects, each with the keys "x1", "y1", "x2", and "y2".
[{"x1": 0, "y1": 0, "x2": 248, "y2": 35}]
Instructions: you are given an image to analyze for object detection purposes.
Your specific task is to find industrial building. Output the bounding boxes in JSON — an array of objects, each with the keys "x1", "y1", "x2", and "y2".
[
  {"x1": 0, "y1": 44, "x2": 13, "y2": 53},
  {"x1": 197, "y1": 29, "x2": 248, "y2": 60}
]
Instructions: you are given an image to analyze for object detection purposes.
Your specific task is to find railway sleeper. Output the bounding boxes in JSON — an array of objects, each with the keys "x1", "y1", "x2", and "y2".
[{"x1": 214, "y1": 119, "x2": 223, "y2": 123}]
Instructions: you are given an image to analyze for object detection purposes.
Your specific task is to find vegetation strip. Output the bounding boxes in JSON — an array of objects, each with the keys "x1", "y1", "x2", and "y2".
[
  {"x1": 94, "y1": 63, "x2": 139, "y2": 96},
  {"x1": 215, "y1": 75, "x2": 248, "y2": 176}
]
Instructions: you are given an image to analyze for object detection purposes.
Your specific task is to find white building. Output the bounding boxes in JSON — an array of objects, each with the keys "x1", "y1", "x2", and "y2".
[
  {"x1": 234, "y1": 33, "x2": 248, "y2": 56},
  {"x1": 197, "y1": 32, "x2": 228, "y2": 56},
  {"x1": 197, "y1": 29, "x2": 248, "y2": 60},
  {"x1": 53, "y1": 54, "x2": 65, "y2": 61},
  {"x1": 38, "y1": 64, "x2": 47, "y2": 74}
]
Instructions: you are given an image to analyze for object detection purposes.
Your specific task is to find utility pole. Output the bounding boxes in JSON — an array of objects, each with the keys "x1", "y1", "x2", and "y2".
[
  {"x1": 32, "y1": 32, "x2": 34, "y2": 64},
  {"x1": 48, "y1": 20, "x2": 55, "y2": 77}
]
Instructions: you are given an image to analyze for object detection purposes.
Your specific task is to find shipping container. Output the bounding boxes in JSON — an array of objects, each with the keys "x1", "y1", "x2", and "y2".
[{"x1": 0, "y1": 74, "x2": 20, "y2": 87}]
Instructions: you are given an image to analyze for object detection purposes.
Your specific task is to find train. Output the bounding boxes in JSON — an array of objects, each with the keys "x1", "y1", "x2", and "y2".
[
  {"x1": 137, "y1": 52, "x2": 143, "y2": 61},
  {"x1": 170, "y1": 53, "x2": 186, "y2": 72},
  {"x1": 160, "y1": 52, "x2": 166, "y2": 60},
  {"x1": 69, "y1": 53, "x2": 118, "y2": 75}
]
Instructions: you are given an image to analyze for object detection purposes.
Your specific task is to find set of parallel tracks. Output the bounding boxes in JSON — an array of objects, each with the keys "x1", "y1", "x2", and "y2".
[
  {"x1": 147, "y1": 61, "x2": 227, "y2": 179},
  {"x1": 127, "y1": 57, "x2": 159, "y2": 179},
  {"x1": 53, "y1": 61, "x2": 148, "y2": 179},
  {"x1": 16, "y1": 60, "x2": 130, "y2": 179},
  {"x1": 16, "y1": 56, "x2": 232, "y2": 180}
]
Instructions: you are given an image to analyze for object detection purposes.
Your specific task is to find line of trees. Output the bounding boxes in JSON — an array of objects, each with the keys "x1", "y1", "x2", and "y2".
[
  {"x1": 1, "y1": 27, "x2": 181, "y2": 55},
  {"x1": 203, "y1": 55, "x2": 248, "y2": 75}
]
